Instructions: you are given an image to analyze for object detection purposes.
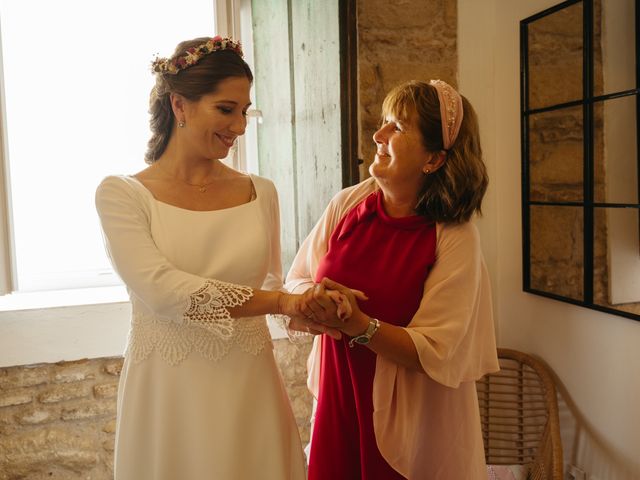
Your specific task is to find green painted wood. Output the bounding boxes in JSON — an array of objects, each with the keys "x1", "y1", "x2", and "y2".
[
  {"x1": 252, "y1": 0, "x2": 298, "y2": 271},
  {"x1": 291, "y1": 0, "x2": 343, "y2": 239},
  {"x1": 252, "y1": 0, "x2": 343, "y2": 273}
]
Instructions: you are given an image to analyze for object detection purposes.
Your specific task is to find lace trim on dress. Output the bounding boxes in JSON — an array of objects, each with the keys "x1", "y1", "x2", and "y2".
[
  {"x1": 183, "y1": 279, "x2": 254, "y2": 335},
  {"x1": 128, "y1": 313, "x2": 272, "y2": 365},
  {"x1": 126, "y1": 280, "x2": 269, "y2": 366}
]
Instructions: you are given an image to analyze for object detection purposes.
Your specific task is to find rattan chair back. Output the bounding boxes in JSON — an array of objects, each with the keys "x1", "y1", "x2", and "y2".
[{"x1": 477, "y1": 348, "x2": 563, "y2": 480}]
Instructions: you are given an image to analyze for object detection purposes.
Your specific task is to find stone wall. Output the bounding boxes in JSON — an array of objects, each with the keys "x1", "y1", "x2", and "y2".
[
  {"x1": 357, "y1": 0, "x2": 458, "y2": 172},
  {"x1": 0, "y1": 340, "x2": 312, "y2": 480}
]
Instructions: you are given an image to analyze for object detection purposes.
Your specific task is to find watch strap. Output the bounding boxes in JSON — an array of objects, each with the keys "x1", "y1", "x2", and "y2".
[{"x1": 348, "y1": 318, "x2": 380, "y2": 348}]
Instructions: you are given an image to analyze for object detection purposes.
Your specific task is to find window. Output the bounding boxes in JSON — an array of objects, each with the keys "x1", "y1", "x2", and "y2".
[
  {"x1": 521, "y1": 0, "x2": 640, "y2": 321},
  {"x1": 0, "y1": 0, "x2": 225, "y2": 294},
  {"x1": 0, "y1": 0, "x2": 351, "y2": 365}
]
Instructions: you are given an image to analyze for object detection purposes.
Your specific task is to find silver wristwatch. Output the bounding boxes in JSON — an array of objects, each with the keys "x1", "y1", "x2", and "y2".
[{"x1": 348, "y1": 318, "x2": 380, "y2": 348}]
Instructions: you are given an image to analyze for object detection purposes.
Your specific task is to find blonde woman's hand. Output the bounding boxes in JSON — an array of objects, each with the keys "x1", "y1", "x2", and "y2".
[
  {"x1": 319, "y1": 277, "x2": 370, "y2": 337},
  {"x1": 302, "y1": 281, "x2": 368, "y2": 330}
]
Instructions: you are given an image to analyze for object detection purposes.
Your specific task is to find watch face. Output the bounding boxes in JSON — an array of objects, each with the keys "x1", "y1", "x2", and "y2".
[{"x1": 355, "y1": 336, "x2": 370, "y2": 345}]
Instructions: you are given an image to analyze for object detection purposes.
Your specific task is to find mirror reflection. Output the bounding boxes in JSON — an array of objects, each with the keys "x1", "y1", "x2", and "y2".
[
  {"x1": 594, "y1": 96, "x2": 638, "y2": 205},
  {"x1": 530, "y1": 205, "x2": 584, "y2": 301},
  {"x1": 529, "y1": 106, "x2": 584, "y2": 203},
  {"x1": 523, "y1": 0, "x2": 640, "y2": 320},
  {"x1": 594, "y1": 0, "x2": 636, "y2": 96},
  {"x1": 594, "y1": 208, "x2": 640, "y2": 315},
  {"x1": 528, "y1": 2, "x2": 583, "y2": 110}
]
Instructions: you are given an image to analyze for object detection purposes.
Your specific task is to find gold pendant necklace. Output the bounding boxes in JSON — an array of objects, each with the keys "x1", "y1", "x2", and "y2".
[{"x1": 157, "y1": 163, "x2": 217, "y2": 193}]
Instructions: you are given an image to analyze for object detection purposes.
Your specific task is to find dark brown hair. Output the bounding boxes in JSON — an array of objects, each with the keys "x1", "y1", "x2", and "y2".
[
  {"x1": 381, "y1": 80, "x2": 488, "y2": 223},
  {"x1": 145, "y1": 37, "x2": 253, "y2": 163}
]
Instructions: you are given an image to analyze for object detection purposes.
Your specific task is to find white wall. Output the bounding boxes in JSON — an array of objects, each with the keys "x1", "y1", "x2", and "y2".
[{"x1": 459, "y1": 1, "x2": 640, "y2": 478}]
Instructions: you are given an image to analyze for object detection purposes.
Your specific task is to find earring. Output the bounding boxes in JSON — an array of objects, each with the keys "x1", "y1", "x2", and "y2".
[
  {"x1": 178, "y1": 120, "x2": 185, "y2": 128},
  {"x1": 424, "y1": 168, "x2": 431, "y2": 175}
]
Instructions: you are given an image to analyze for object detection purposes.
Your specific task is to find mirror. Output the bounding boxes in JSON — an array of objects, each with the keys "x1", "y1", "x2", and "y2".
[{"x1": 522, "y1": 0, "x2": 640, "y2": 321}]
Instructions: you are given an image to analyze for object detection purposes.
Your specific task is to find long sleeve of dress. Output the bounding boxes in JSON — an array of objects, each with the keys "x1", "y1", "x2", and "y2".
[
  {"x1": 95, "y1": 176, "x2": 253, "y2": 337},
  {"x1": 261, "y1": 181, "x2": 284, "y2": 292},
  {"x1": 260, "y1": 181, "x2": 302, "y2": 339}
]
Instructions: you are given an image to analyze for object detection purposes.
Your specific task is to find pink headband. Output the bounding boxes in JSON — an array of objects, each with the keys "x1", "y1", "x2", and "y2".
[{"x1": 429, "y1": 79, "x2": 463, "y2": 150}]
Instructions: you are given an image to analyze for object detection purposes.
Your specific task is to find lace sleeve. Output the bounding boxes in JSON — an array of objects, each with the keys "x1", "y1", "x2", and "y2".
[{"x1": 183, "y1": 280, "x2": 254, "y2": 337}]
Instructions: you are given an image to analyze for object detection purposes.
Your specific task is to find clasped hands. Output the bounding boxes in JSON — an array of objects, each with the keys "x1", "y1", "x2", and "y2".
[{"x1": 285, "y1": 278, "x2": 370, "y2": 340}]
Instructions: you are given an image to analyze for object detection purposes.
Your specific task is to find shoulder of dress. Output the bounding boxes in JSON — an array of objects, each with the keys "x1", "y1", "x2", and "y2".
[
  {"x1": 97, "y1": 174, "x2": 141, "y2": 193},
  {"x1": 95, "y1": 175, "x2": 151, "y2": 208},
  {"x1": 249, "y1": 174, "x2": 277, "y2": 196},
  {"x1": 248, "y1": 173, "x2": 273, "y2": 187}
]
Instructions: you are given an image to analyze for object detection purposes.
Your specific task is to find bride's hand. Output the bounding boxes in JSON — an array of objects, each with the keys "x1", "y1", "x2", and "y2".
[
  {"x1": 278, "y1": 291, "x2": 307, "y2": 317},
  {"x1": 278, "y1": 291, "x2": 343, "y2": 340}
]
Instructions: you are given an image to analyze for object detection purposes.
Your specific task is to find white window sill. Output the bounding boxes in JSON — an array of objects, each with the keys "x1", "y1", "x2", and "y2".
[
  {"x1": 0, "y1": 285, "x2": 130, "y2": 312},
  {"x1": 0, "y1": 286, "x2": 287, "y2": 368}
]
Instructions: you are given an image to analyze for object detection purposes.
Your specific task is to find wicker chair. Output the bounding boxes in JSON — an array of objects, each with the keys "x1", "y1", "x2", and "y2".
[{"x1": 477, "y1": 348, "x2": 563, "y2": 480}]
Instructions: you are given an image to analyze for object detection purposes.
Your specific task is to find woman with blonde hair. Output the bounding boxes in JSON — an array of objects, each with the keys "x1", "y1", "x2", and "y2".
[{"x1": 287, "y1": 80, "x2": 499, "y2": 479}]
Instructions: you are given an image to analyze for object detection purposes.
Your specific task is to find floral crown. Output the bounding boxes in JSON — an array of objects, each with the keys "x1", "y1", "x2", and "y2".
[{"x1": 151, "y1": 36, "x2": 243, "y2": 75}]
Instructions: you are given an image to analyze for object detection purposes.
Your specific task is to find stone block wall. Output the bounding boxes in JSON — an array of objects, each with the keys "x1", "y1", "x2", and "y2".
[
  {"x1": 0, "y1": 359, "x2": 120, "y2": 479},
  {"x1": 357, "y1": 0, "x2": 458, "y2": 171},
  {"x1": 0, "y1": 340, "x2": 312, "y2": 480}
]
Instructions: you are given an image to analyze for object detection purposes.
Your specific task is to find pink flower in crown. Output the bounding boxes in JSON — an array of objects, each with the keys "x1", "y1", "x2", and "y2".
[{"x1": 184, "y1": 47, "x2": 200, "y2": 65}]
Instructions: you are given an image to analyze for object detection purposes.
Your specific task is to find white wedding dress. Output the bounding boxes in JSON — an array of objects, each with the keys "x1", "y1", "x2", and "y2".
[{"x1": 96, "y1": 174, "x2": 306, "y2": 480}]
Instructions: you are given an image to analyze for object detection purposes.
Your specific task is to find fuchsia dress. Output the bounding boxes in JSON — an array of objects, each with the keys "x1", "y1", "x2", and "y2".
[{"x1": 308, "y1": 191, "x2": 437, "y2": 480}]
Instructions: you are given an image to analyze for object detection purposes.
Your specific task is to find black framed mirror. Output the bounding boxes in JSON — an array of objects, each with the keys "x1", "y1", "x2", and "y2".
[{"x1": 521, "y1": 0, "x2": 640, "y2": 321}]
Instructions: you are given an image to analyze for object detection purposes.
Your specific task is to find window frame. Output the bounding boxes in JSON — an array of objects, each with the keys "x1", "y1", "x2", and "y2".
[{"x1": 0, "y1": 0, "x2": 287, "y2": 368}]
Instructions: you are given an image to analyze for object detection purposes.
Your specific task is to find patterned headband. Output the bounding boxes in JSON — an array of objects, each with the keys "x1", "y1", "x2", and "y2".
[
  {"x1": 429, "y1": 79, "x2": 464, "y2": 150},
  {"x1": 151, "y1": 36, "x2": 243, "y2": 75}
]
